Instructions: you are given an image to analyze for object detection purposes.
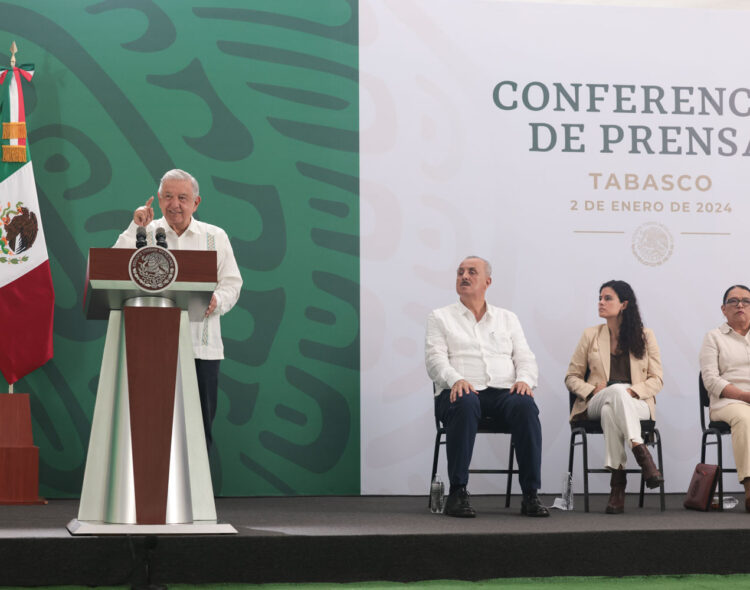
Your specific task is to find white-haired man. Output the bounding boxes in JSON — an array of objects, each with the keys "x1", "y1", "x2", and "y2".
[
  {"x1": 114, "y1": 169, "x2": 242, "y2": 450},
  {"x1": 425, "y1": 256, "x2": 548, "y2": 518}
]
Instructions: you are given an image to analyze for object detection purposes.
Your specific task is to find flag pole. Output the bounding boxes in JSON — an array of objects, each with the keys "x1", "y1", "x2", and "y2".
[
  {"x1": 7, "y1": 42, "x2": 16, "y2": 399},
  {"x1": 7, "y1": 42, "x2": 16, "y2": 397}
]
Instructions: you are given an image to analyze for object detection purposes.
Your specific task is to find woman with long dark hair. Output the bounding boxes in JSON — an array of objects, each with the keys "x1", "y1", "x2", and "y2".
[{"x1": 565, "y1": 280, "x2": 664, "y2": 514}]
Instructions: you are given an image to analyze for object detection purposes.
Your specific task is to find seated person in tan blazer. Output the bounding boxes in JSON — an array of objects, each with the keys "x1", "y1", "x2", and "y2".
[
  {"x1": 565, "y1": 280, "x2": 664, "y2": 514},
  {"x1": 700, "y1": 284, "x2": 750, "y2": 512}
]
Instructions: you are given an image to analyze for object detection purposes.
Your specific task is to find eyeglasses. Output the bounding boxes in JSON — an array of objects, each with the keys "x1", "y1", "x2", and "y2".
[{"x1": 725, "y1": 298, "x2": 750, "y2": 307}]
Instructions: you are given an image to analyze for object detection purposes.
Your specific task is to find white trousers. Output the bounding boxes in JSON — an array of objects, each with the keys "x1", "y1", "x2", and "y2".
[
  {"x1": 586, "y1": 383, "x2": 650, "y2": 470},
  {"x1": 710, "y1": 402, "x2": 750, "y2": 482}
]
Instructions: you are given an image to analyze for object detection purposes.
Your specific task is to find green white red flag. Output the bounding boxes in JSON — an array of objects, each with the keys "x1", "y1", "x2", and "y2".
[{"x1": 0, "y1": 63, "x2": 54, "y2": 384}]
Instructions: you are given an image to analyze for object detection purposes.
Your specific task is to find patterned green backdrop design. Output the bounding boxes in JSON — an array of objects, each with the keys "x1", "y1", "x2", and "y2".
[{"x1": 0, "y1": 0, "x2": 359, "y2": 497}]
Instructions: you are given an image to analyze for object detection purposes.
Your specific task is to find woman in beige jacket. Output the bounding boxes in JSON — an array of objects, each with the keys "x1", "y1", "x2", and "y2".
[
  {"x1": 565, "y1": 280, "x2": 664, "y2": 514},
  {"x1": 699, "y1": 284, "x2": 750, "y2": 511}
]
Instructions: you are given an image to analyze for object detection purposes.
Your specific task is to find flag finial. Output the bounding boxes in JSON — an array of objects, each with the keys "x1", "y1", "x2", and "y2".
[{"x1": 9, "y1": 41, "x2": 17, "y2": 68}]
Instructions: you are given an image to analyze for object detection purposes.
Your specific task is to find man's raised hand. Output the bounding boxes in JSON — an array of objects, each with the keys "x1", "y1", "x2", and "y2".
[{"x1": 134, "y1": 196, "x2": 155, "y2": 226}]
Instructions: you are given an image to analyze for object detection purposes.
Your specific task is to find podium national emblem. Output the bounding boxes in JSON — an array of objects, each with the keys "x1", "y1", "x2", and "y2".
[{"x1": 128, "y1": 246, "x2": 178, "y2": 292}]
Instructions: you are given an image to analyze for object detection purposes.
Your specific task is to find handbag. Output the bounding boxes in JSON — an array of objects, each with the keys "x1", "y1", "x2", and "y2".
[{"x1": 683, "y1": 463, "x2": 720, "y2": 511}]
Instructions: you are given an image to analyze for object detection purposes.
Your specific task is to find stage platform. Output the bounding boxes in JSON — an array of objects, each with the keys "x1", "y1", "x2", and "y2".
[{"x1": 0, "y1": 494, "x2": 749, "y2": 586}]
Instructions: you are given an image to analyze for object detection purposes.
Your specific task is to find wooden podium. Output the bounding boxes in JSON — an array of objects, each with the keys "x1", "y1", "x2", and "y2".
[{"x1": 67, "y1": 247, "x2": 236, "y2": 535}]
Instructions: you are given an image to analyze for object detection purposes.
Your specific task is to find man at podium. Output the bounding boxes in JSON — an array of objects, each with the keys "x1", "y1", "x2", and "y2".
[{"x1": 113, "y1": 168, "x2": 242, "y2": 450}]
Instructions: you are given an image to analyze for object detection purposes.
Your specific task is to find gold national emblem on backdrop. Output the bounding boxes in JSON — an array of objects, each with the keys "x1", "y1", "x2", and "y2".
[{"x1": 632, "y1": 222, "x2": 674, "y2": 267}]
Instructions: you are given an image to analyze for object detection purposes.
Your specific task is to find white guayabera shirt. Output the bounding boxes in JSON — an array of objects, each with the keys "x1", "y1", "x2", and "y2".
[
  {"x1": 425, "y1": 301, "x2": 538, "y2": 395},
  {"x1": 114, "y1": 217, "x2": 242, "y2": 360}
]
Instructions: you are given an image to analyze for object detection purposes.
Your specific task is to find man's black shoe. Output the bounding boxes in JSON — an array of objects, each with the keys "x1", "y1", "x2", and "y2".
[
  {"x1": 521, "y1": 493, "x2": 550, "y2": 517},
  {"x1": 444, "y1": 487, "x2": 476, "y2": 518}
]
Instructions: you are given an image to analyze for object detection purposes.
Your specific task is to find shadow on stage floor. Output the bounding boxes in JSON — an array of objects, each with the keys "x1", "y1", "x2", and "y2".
[{"x1": 0, "y1": 494, "x2": 748, "y2": 586}]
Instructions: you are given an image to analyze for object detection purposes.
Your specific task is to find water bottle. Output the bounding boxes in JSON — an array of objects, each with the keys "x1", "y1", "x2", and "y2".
[
  {"x1": 430, "y1": 474, "x2": 445, "y2": 513},
  {"x1": 712, "y1": 495, "x2": 739, "y2": 510},
  {"x1": 561, "y1": 471, "x2": 574, "y2": 511}
]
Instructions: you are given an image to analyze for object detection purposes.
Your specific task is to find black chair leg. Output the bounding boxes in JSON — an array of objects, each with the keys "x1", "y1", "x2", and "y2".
[
  {"x1": 568, "y1": 428, "x2": 591, "y2": 513},
  {"x1": 568, "y1": 432, "x2": 575, "y2": 475},
  {"x1": 655, "y1": 430, "x2": 665, "y2": 512},
  {"x1": 430, "y1": 431, "x2": 443, "y2": 508},
  {"x1": 505, "y1": 442, "x2": 515, "y2": 508},
  {"x1": 581, "y1": 431, "x2": 590, "y2": 513},
  {"x1": 638, "y1": 470, "x2": 646, "y2": 508},
  {"x1": 717, "y1": 433, "x2": 724, "y2": 512},
  {"x1": 566, "y1": 431, "x2": 577, "y2": 511}
]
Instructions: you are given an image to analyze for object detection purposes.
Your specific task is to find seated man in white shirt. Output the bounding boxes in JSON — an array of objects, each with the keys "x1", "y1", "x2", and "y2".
[
  {"x1": 425, "y1": 256, "x2": 548, "y2": 518},
  {"x1": 114, "y1": 169, "x2": 243, "y2": 451}
]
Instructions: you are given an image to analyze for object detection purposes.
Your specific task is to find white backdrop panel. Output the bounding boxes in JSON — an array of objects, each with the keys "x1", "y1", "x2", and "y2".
[{"x1": 361, "y1": 0, "x2": 749, "y2": 495}]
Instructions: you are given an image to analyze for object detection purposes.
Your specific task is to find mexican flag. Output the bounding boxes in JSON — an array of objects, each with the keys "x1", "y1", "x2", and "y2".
[{"x1": 0, "y1": 64, "x2": 54, "y2": 384}]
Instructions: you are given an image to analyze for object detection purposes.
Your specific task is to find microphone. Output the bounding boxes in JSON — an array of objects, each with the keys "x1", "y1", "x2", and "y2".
[
  {"x1": 155, "y1": 227, "x2": 168, "y2": 249},
  {"x1": 135, "y1": 226, "x2": 147, "y2": 249}
]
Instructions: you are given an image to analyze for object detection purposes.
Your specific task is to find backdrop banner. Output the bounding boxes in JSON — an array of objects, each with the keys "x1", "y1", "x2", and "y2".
[
  {"x1": 361, "y1": 0, "x2": 748, "y2": 494},
  {"x1": 0, "y1": 2, "x2": 358, "y2": 498}
]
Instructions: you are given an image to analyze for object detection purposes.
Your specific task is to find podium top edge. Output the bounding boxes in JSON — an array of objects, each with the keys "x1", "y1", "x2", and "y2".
[{"x1": 87, "y1": 248, "x2": 217, "y2": 283}]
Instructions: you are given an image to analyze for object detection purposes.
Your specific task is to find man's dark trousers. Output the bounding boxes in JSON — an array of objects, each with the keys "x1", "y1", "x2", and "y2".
[
  {"x1": 195, "y1": 359, "x2": 220, "y2": 451},
  {"x1": 436, "y1": 387, "x2": 542, "y2": 493}
]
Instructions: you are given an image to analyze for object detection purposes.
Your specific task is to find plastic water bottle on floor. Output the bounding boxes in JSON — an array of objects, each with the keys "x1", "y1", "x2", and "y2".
[
  {"x1": 562, "y1": 471, "x2": 574, "y2": 510},
  {"x1": 430, "y1": 474, "x2": 445, "y2": 513},
  {"x1": 552, "y1": 471, "x2": 574, "y2": 510},
  {"x1": 712, "y1": 495, "x2": 739, "y2": 510}
]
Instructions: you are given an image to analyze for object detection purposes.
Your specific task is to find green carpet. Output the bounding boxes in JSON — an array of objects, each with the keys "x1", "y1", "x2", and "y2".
[{"x1": 3, "y1": 575, "x2": 748, "y2": 589}]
